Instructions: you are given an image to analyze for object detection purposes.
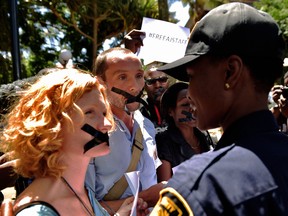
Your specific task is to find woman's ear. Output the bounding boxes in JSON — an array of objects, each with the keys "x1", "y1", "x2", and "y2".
[{"x1": 224, "y1": 55, "x2": 243, "y2": 90}]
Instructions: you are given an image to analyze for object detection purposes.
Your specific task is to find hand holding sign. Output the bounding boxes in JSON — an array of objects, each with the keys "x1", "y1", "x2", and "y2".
[
  {"x1": 124, "y1": 29, "x2": 146, "y2": 54},
  {"x1": 138, "y1": 17, "x2": 190, "y2": 65}
]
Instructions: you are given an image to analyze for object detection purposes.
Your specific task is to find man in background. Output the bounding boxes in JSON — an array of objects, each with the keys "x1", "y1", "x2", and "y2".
[{"x1": 140, "y1": 65, "x2": 170, "y2": 134}]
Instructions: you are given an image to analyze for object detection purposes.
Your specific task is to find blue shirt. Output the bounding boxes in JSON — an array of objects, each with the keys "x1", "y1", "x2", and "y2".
[
  {"x1": 15, "y1": 188, "x2": 108, "y2": 216},
  {"x1": 85, "y1": 110, "x2": 161, "y2": 200}
]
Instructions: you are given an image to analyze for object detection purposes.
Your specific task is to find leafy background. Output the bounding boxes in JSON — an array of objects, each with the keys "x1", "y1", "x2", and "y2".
[{"x1": 0, "y1": 0, "x2": 287, "y2": 84}]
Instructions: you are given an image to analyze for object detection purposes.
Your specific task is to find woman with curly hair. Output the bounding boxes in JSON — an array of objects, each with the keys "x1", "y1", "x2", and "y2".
[{"x1": 1, "y1": 68, "x2": 148, "y2": 215}]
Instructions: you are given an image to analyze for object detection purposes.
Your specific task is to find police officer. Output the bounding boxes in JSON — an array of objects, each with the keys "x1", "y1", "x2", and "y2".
[{"x1": 150, "y1": 2, "x2": 288, "y2": 215}]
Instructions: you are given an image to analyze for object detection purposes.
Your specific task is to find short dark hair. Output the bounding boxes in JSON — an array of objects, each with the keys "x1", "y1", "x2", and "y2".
[{"x1": 207, "y1": 52, "x2": 284, "y2": 93}]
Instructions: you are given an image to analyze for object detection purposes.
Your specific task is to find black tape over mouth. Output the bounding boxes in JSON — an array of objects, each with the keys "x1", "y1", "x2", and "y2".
[
  {"x1": 111, "y1": 87, "x2": 149, "y2": 110},
  {"x1": 81, "y1": 124, "x2": 109, "y2": 153},
  {"x1": 178, "y1": 110, "x2": 196, "y2": 122},
  {"x1": 153, "y1": 87, "x2": 166, "y2": 101}
]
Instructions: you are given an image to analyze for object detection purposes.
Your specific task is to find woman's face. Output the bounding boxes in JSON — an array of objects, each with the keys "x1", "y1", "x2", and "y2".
[
  {"x1": 62, "y1": 88, "x2": 112, "y2": 158},
  {"x1": 170, "y1": 89, "x2": 197, "y2": 128}
]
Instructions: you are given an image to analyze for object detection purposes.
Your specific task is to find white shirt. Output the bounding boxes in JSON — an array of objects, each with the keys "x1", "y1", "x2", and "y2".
[{"x1": 85, "y1": 110, "x2": 161, "y2": 200}]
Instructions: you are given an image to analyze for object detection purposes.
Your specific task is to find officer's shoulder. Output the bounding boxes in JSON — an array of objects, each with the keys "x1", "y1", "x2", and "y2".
[
  {"x1": 167, "y1": 145, "x2": 277, "y2": 207},
  {"x1": 169, "y1": 145, "x2": 274, "y2": 185}
]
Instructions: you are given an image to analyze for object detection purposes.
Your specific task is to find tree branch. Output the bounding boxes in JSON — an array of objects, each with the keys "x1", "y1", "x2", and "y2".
[{"x1": 49, "y1": 6, "x2": 94, "y2": 42}]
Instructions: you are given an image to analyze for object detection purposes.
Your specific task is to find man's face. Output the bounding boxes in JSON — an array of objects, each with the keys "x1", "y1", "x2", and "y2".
[
  {"x1": 104, "y1": 53, "x2": 144, "y2": 112},
  {"x1": 186, "y1": 55, "x2": 227, "y2": 130},
  {"x1": 144, "y1": 70, "x2": 170, "y2": 103}
]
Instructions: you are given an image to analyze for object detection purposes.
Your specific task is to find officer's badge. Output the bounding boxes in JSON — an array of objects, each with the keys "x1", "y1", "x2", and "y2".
[{"x1": 150, "y1": 187, "x2": 194, "y2": 216}]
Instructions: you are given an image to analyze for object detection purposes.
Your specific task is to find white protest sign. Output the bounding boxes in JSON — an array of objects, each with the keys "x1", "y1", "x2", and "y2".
[{"x1": 138, "y1": 17, "x2": 190, "y2": 65}]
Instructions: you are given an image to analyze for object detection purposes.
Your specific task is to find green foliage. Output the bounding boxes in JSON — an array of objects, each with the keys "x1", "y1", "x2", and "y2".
[
  {"x1": 0, "y1": 55, "x2": 13, "y2": 84},
  {"x1": 180, "y1": 0, "x2": 229, "y2": 25},
  {"x1": 0, "y1": 0, "x2": 159, "y2": 84},
  {"x1": 0, "y1": 1, "x2": 11, "y2": 52},
  {"x1": 4, "y1": 0, "x2": 286, "y2": 86},
  {"x1": 254, "y1": 0, "x2": 288, "y2": 57}
]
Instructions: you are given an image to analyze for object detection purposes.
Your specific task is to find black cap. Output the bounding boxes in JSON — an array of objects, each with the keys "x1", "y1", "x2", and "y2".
[{"x1": 158, "y1": 2, "x2": 284, "y2": 81}]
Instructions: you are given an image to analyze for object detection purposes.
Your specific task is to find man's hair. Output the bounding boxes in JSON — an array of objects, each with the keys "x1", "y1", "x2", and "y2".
[{"x1": 93, "y1": 47, "x2": 134, "y2": 81}]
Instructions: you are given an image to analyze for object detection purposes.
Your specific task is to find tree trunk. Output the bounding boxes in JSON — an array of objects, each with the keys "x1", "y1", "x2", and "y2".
[
  {"x1": 92, "y1": 1, "x2": 98, "y2": 65},
  {"x1": 158, "y1": 0, "x2": 169, "y2": 21}
]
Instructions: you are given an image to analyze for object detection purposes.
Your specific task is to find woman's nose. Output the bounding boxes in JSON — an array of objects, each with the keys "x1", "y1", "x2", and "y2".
[{"x1": 98, "y1": 117, "x2": 112, "y2": 133}]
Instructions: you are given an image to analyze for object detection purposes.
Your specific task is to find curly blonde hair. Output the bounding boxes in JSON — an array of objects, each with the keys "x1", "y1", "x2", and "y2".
[{"x1": 1, "y1": 68, "x2": 113, "y2": 179}]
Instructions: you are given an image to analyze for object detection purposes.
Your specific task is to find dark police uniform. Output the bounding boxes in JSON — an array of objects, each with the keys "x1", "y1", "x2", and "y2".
[{"x1": 151, "y1": 110, "x2": 288, "y2": 215}]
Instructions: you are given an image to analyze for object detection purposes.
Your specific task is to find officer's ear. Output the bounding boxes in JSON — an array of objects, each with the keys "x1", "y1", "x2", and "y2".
[{"x1": 224, "y1": 55, "x2": 243, "y2": 90}]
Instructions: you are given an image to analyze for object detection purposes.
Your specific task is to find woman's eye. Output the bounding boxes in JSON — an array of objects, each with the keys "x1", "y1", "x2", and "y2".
[
  {"x1": 85, "y1": 110, "x2": 93, "y2": 115},
  {"x1": 119, "y1": 75, "x2": 126, "y2": 80}
]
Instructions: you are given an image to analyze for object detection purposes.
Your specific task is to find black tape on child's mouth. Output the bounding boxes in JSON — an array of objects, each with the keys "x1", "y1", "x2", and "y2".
[
  {"x1": 111, "y1": 87, "x2": 149, "y2": 110},
  {"x1": 81, "y1": 124, "x2": 109, "y2": 153},
  {"x1": 178, "y1": 110, "x2": 196, "y2": 122}
]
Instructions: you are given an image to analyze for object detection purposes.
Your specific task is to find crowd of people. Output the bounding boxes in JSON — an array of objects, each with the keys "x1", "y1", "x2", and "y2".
[
  {"x1": 1, "y1": 2, "x2": 288, "y2": 215},
  {"x1": 1, "y1": 68, "x2": 149, "y2": 216}
]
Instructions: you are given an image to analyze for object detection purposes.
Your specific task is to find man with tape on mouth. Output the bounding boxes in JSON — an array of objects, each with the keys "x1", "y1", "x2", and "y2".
[
  {"x1": 85, "y1": 47, "x2": 164, "y2": 214},
  {"x1": 140, "y1": 66, "x2": 170, "y2": 134}
]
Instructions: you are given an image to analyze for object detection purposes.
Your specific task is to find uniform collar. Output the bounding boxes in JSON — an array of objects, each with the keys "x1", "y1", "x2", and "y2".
[{"x1": 215, "y1": 110, "x2": 279, "y2": 150}]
